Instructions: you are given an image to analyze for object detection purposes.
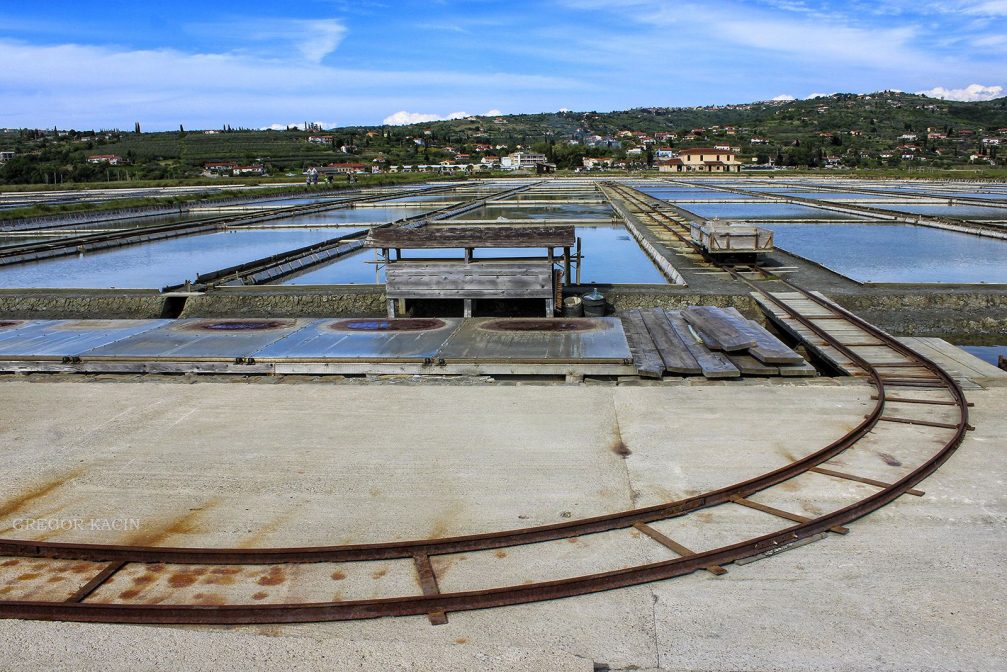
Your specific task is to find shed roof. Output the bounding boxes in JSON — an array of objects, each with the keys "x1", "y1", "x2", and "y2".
[{"x1": 366, "y1": 225, "x2": 576, "y2": 249}]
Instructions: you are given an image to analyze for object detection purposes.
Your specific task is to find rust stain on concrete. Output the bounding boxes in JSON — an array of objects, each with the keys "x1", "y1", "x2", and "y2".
[
  {"x1": 0, "y1": 467, "x2": 86, "y2": 520},
  {"x1": 256, "y1": 567, "x2": 286, "y2": 586},
  {"x1": 123, "y1": 499, "x2": 219, "y2": 546}
]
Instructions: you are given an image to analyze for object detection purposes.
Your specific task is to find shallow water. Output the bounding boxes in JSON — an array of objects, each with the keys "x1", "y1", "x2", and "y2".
[
  {"x1": 450, "y1": 204, "x2": 613, "y2": 220},
  {"x1": 760, "y1": 222, "x2": 1007, "y2": 284},
  {"x1": 959, "y1": 345, "x2": 1007, "y2": 366},
  {"x1": 283, "y1": 224, "x2": 667, "y2": 285},
  {"x1": 0, "y1": 227, "x2": 363, "y2": 288},
  {"x1": 862, "y1": 204, "x2": 1007, "y2": 220},
  {"x1": 244, "y1": 207, "x2": 433, "y2": 226},
  {"x1": 678, "y1": 202, "x2": 868, "y2": 220}
]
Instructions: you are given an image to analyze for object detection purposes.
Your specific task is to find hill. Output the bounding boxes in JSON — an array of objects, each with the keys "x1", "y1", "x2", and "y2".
[{"x1": 1, "y1": 91, "x2": 1005, "y2": 184}]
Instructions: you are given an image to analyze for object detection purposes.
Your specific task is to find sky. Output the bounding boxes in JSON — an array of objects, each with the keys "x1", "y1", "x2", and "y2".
[{"x1": 1, "y1": 0, "x2": 1005, "y2": 130}]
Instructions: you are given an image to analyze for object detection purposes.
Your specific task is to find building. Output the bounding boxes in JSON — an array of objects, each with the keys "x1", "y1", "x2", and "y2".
[
  {"x1": 232, "y1": 164, "x2": 265, "y2": 176},
  {"x1": 656, "y1": 158, "x2": 684, "y2": 172},
  {"x1": 203, "y1": 161, "x2": 237, "y2": 174},
  {"x1": 86, "y1": 154, "x2": 125, "y2": 165},
  {"x1": 500, "y1": 151, "x2": 547, "y2": 170},
  {"x1": 654, "y1": 147, "x2": 676, "y2": 159},
  {"x1": 0, "y1": 150, "x2": 14, "y2": 163},
  {"x1": 307, "y1": 135, "x2": 333, "y2": 144},
  {"x1": 318, "y1": 162, "x2": 368, "y2": 175},
  {"x1": 667, "y1": 148, "x2": 742, "y2": 173}
]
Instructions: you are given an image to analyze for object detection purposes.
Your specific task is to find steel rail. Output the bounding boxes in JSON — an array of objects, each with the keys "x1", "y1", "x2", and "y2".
[{"x1": 0, "y1": 184, "x2": 970, "y2": 624}]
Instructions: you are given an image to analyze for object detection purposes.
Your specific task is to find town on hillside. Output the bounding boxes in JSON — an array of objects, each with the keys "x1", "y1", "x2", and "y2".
[{"x1": 1, "y1": 92, "x2": 1005, "y2": 184}]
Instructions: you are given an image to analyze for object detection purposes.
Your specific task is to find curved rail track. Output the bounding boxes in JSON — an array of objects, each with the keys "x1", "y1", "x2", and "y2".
[{"x1": 0, "y1": 183, "x2": 973, "y2": 625}]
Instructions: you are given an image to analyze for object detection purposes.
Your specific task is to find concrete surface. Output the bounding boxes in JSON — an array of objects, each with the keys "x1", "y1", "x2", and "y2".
[{"x1": 0, "y1": 377, "x2": 1003, "y2": 671}]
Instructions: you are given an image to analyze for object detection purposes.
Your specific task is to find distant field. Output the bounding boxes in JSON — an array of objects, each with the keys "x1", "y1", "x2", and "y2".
[{"x1": 98, "y1": 131, "x2": 349, "y2": 163}]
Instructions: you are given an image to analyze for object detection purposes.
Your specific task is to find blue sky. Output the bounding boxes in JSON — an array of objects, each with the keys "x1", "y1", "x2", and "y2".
[{"x1": 1, "y1": 0, "x2": 1005, "y2": 130}]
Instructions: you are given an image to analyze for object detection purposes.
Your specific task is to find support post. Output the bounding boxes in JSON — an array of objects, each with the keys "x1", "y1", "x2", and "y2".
[
  {"x1": 576, "y1": 237, "x2": 582, "y2": 285},
  {"x1": 463, "y1": 299, "x2": 473, "y2": 318}
]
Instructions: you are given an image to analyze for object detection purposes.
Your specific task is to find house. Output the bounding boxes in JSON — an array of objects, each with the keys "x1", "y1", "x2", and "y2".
[
  {"x1": 982, "y1": 137, "x2": 1000, "y2": 147},
  {"x1": 232, "y1": 164, "x2": 265, "y2": 176},
  {"x1": 0, "y1": 150, "x2": 14, "y2": 163},
  {"x1": 928, "y1": 132, "x2": 947, "y2": 140},
  {"x1": 581, "y1": 157, "x2": 617, "y2": 170},
  {"x1": 626, "y1": 147, "x2": 643, "y2": 157},
  {"x1": 671, "y1": 147, "x2": 742, "y2": 172},
  {"x1": 898, "y1": 133, "x2": 918, "y2": 141},
  {"x1": 656, "y1": 158, "x2": 684, "y2": 172},
  {"x1": 849, "y1": 129, "x2": 863, "y2": 137},
  {"x1": 307, "y1": 135, "x2": 333, "y2": 144},
  {"x1": 713, "y1": 143, "x2": 740, "y2": 153},
  {"x1": 500, "y1": 151, "x2": 547, "y2": 170},
  {"x1": 750, "y1": 137, "x2": 769, "y2": 145},
  {"x1": 654, "y1": 132, "x2": 677, "y2": 142},
  {"x1": 86, "y1": 154, "x2": 125, "y2": 165},
  {"x1": 203, "y1": 161, "x2": 237, "y2": 174},
  {"x1": 655, "y1": 147, "x2": 676, "y2": 158},
  {"x1": 318, "y1": 162, "x2": 368, "y2": 175}
]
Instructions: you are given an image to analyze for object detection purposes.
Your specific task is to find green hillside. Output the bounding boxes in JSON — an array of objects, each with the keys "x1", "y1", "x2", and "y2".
[{"x1": 2, "y1": 91, "x2": 1006, "y2": 185}]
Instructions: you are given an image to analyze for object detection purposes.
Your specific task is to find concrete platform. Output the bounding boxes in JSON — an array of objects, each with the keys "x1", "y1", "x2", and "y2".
[{"x1": 0, "y1": 377, "x2": 1003, "y2": 671}]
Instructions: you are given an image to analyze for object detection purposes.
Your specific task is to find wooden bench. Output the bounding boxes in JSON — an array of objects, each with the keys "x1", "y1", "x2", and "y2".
[
  {"x1": 366, "y1": 225, "x2": 575, "y2": 318},
  {"x1": 386, "y1": 261, "x2": 555, "y2": 317}
]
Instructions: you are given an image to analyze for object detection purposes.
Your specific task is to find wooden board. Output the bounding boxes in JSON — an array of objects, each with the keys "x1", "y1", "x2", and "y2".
[
  {"x1": 721, "y1": 307, "x2": 806, "y2": 365},
  {"x1": 640, "y1": 308, "x2": 702, "y2": 375},
  {"x1": 666, "y1": 311, "x2": 740, "y2": 378},
  {"x1": 726, "y1": 353, "x2": 778, "y2": 376},
  {"x1": 385, "y1": 262, "x2": 554, "y2": 299},
  {"x1": 366, "y1": 225, "x2": 575, "y2": 249},
  {"x1": 751, "y1": 292, "x2": 859, "y2": 376},
  {"x1": 681, "y1": 306, "x2": 757, "y2": 352},
  {"x1": 621, "y1": 309, "x2": 664, "y2": 379}
]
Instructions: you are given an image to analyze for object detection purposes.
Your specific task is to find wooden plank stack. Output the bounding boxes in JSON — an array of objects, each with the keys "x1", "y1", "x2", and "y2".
[{"x1": 621, "y1": 306, "x2": 815, "y2": 379}]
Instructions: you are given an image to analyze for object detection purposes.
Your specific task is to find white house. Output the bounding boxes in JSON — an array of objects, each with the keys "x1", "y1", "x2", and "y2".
[{"x1": 500, "y1": 151, "x2": 547, "y2": 170}]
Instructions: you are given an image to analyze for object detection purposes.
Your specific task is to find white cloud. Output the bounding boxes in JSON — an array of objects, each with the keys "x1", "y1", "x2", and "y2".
[
  {"x1": 261, "y1": 121, "x2": 338, "y2": 131},
  {"x1": 383, "y1": 111, "x2": 453, "y2": 125},
  {"x1": 295, "y1": 19, "x2": 348, "y2": 63},
  {"x1": 771, "y1": 94, "x2": 796, "y2": 101},
  {"x1": 918, "y1": 83, "x2": 1004, "y2": 101},
  {"x1": 187, "y1": 18, "x2": 347, "y2": 64},
  {"x1": 957, "y1": 1, "x2": 1007, "y2": 16},
  {"x1": 0, "y1": 39, "x2": 573, "y2": 129},
  {"x1": 382, "y1": 109, "x2": 502, "y2": 125}
]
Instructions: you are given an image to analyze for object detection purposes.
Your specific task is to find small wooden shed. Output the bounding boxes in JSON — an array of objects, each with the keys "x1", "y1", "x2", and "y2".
[{"x1": 365, "y1": 225, "x2": 576, "y2": 318}]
